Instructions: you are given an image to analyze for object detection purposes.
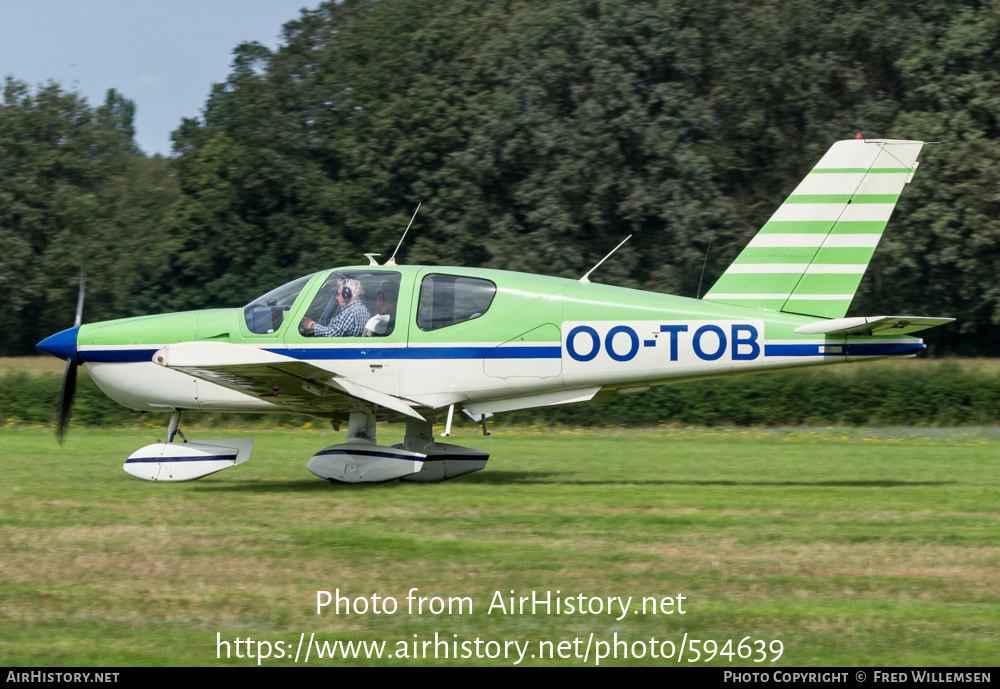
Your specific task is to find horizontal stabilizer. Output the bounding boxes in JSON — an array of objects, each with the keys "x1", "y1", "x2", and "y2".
[{"x1": 794, "y1": 316, "x2": 954, "y2": 336}]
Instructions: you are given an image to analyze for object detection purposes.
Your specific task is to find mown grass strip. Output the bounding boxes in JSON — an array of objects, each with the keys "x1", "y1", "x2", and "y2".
[{"x1": 1, "y1": 427, "x2": 997, "y2": 666}]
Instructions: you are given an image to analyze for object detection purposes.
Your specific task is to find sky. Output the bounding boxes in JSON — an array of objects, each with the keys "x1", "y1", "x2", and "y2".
[{"x1": 0, "y1": 0, "x2": 320, "y2": 156}]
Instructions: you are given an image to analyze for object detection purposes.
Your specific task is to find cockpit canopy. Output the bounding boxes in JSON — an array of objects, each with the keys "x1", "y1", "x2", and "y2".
[{"x1": 243, "y1": 268, "x2": 499, "y2": 336}]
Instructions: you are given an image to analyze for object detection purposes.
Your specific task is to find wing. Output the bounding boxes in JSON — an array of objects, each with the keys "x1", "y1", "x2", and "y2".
[{"x1": 152, "y1": 342, "x2": 425, "y2": 420}]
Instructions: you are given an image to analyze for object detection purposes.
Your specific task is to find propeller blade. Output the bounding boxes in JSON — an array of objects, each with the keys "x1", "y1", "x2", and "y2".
[
  {"x1": 56, "y1": 359, "x2": 78, "y2": 446},
  {"x1": 57, "y1": 270, "x2": 85, "y2": 445}
]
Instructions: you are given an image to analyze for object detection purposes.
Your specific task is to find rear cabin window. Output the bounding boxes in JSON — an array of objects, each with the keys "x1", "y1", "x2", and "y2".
[{"x1": 417, "y1": 274, "x2": 496, "y2": 331}]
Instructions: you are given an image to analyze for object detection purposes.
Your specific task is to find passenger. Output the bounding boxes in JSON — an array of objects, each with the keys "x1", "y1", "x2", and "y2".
[
  {"x1": 375, "y1": 280, "x2": 398, "y2": 334},
  {"x1": 301, "y1": 278, "x2": 371, "y2": 337}
]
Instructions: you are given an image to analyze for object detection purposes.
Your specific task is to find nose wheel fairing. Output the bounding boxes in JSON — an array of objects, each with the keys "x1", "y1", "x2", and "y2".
[{"x1": 124, "y1": 438, "x2": 254, "y2": 482}]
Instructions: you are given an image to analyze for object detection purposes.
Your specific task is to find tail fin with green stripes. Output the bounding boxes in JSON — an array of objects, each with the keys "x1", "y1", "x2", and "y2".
[{"x1": 703, "y1": 138, "x2": 924, "y2": 319}]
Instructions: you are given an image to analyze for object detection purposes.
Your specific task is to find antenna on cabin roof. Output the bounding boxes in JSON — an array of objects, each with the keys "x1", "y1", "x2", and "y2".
[
  {"x1": 579, "y1": 235, "x2": 631, "y2": 284},
  {"x1": 696, "y1": 231, "x2": 715, "y2": 299},
  {"x1": 385, "y1": 203, "x2": 421, "y2": 266}
]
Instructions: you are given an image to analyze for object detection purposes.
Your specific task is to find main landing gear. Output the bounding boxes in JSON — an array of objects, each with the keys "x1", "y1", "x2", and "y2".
[
  {"x1": 120, "y1": 407, "x2": 488, "y2": 484},
  {"x1": 306, "y1": 404, "x2": 489, "y2": 483}
]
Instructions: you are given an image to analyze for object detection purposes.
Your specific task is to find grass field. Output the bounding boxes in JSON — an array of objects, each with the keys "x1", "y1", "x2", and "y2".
[
  {"x1": 1, "y1": 425, "x2": 997, "y2": 666},
  {"x1": 0, "y1": 357, "x2": 68, "y2": 375}
]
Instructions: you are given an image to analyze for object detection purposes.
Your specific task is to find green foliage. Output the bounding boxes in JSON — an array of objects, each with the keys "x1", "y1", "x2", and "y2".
[
  {"x1": 0, "y1": 79, "x2": 178, "y2": 355},
  {"x1": 0, "y1": 371, "x2": 139, "y2": 427},
  {"x1": 856, "y1": 5, "x2": 1000, "y2": 354}
]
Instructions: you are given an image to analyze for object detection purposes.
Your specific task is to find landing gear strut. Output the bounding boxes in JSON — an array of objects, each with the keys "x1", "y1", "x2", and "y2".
[{"x1": 166, "y1": 410, "x2": 188, "y2": 443}]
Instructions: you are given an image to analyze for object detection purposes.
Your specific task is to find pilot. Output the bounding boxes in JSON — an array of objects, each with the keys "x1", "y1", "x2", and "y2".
[
  {"x1": 301, "y1": 278, "x2": 371, "y2": 337},
  {"x1": 375, "y1": 280, "x2": 398, "y2": 334}
]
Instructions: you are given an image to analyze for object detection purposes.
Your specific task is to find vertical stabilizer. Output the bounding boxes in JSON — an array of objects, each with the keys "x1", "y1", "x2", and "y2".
[{"x1": 704, "y1": 139, "x2": 923, "y2": 318}]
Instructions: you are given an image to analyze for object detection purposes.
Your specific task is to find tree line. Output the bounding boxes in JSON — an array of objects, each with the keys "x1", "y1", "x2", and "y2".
[{"x1": 3, "y1": 0, "x2": 999, "y2": 356}]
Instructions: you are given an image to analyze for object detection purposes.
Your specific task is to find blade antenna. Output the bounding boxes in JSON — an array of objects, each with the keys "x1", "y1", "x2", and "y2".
[
  {"x1": 579, "y1": 235, "x2": 631, "y2": 284},
  {"x1": 696, "y1": 232, "x2": 714, "y2": 299},
  {"x1": 74, "y1": 268, "x2": 86, "y2": 326},
  {"x1": 385, "y1": 203, "x2": 421, "y2": 266}
]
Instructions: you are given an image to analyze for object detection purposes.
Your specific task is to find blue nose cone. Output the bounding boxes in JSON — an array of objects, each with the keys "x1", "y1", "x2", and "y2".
[{"x1": 36, "y1": 325, "x2": 81, "y2": 363}]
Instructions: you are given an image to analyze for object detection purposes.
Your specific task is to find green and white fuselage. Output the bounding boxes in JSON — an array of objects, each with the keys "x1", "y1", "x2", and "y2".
[
  {"x1": 36, "y1": 138, "x2": 953, "y2": 484},
  {"x1": 74, "y1": 265, "x2": 930, "y2": 418}
]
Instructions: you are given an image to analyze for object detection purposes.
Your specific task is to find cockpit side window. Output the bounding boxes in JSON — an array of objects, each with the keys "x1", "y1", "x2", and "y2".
[
  {"x1": 244, "y1": 273, "x2": 316, "y2": 334},
  {"x1": 302, "y1": 271, "x2": 402, "y2": 337},
  {"x1": 417, "y1": 274, "x2": 496, "y2": 331}
]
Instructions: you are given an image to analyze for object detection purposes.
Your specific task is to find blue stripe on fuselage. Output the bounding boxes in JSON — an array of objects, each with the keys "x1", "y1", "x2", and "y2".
[
  {"x1": 78, "y1": 345, "x2": 563, "y2": 363},
  {"x1": 281, "y1": 346, "x2": 562, "y2": 360},
  {"x1": 81, "y1": 348, "x2": 160, "y2": 362},
  {"x1": 78, "y1": 341, "x2": 919, "y2": 363}
]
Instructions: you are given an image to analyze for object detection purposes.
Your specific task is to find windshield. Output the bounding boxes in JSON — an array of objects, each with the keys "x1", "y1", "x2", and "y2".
[{"x1": 244, "y1": 272, "x2": 316, "y2": 334}]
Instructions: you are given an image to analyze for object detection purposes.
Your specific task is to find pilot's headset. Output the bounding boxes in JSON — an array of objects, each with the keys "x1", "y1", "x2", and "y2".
[{"x1": 340, "y1": 278, "x2": 363, "y2": 302}]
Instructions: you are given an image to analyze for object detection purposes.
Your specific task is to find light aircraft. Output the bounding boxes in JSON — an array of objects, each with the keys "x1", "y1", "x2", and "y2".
[{"x1": 37, "y1": 138, "x2": 953, "y2": 484}]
